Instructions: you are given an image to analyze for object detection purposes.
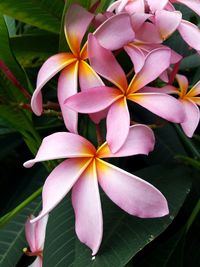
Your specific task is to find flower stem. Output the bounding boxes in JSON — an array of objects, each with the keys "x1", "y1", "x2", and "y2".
[{"x1": 186, "y1": 198, "x2": 200, "y2": 232}]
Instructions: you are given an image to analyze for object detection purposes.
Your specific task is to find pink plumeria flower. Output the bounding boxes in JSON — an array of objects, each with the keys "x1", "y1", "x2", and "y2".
[
  {"x1": 24, "y1": 214, "x2": 48, "y2": 267},
  {"x1": 24, "y1": 126, "x2": 169, "y2": 255},
  {"x1": 162, "y1": 75, "x2": 200, "y2": 137},
  {"x1": 31, "y1": 4, "x2": 135, "y2": 133},
  {"x1": 65, "y1": 35, "x2": 185, "y2": 153}
]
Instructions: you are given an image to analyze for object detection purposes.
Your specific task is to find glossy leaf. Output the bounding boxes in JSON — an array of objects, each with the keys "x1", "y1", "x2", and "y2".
[{"x1": 0, "y1": 0, "x2": 64, "y2": 33}]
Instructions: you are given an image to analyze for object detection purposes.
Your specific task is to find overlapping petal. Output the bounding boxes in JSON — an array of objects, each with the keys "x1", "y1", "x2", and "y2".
[
  {"x1": 187, "y1": 81, "x2": 200, "y2": 97},
  {"x1": 65, "y1": 86, "x2": 122, "y2": 114},
  {"x1": 94, "y1": 13, "x2": 135, "y2": 50},
  {"x1": 72, "y1": 160, "x2": 103, "y2": 256},
  {"x1": 106, "y1": 97, "x2": 130, "y2": 153},
  {"x1": 58, "y1": 62, "x2": 79, "y2": 133},
  {"x1": 31, "y1": 53, "x2": 76, "y2": 116},
  {"x1": 178, "y1": 20, "x2": 200, "y2": 52},
  {"x1": 176, "y1": 74, "x2": 188, "y2": 97},
  {"x1": 23, "y1": 132, "x2": 95, "y2": 167},
  {"x1": 88, "y1": 34, "x2": 127, "y2": 91},
  {"x1": 25, "y1": 216, "x2": 36, "y2": 252},
  {"x1": 128, "y1": 93, "x2": 185, "y2": 122},
  {"x1": 97, "y1": 159, "x2": 169, "y2": 218},
  {"x1": 97, "y1": 124, "x2": 155, "y2": 158},
  {"x1": 36, "y1": 215, "x2": 49, "y2": 250},
  {"x1": 180, "y1": 99, "x2": 200, "y2": 137},
  {"x1": 124, "y1": 44, "x2": 146, "y2": 72},
  {"x1": 155, "y1": 10, "x2": 182, "y2": 40},
  {"x1": 175, "y1": 0, "x2": 200, "y2": 16},
  {"x1": 147, "y1": 0, "x2": 168, "y2": 12},
  {"x1": 128, "y1": 48, "x2": 171, "y2": 93},
  {"x1": 31, "y1": 158, "x2": 92, "y2": 223},
  {"x1": 64, "y1": 4, "x2": 94, "y2": 56}
]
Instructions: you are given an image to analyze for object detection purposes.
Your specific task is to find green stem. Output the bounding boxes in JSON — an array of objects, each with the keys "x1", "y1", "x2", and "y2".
[
  {"x1": 173, "y1": 124, "x2": 200, "y2": 159},
  {"x1": 0, "y1": 187, "x2": 42, "y2": 227},
  {"x1": 186, "y1": 198, "x2": 200, "y2": 232}
]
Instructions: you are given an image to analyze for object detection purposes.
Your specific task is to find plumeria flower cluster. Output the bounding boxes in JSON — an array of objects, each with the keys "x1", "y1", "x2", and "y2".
[{"x1": 24, "y1": 1, "x2": 200, "y2": 260}]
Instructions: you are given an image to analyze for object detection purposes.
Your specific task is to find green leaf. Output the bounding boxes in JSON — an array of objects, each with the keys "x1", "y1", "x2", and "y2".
[
  {"x1": 180, "y1": 54, "x2": 200, "y2": 70},
  {"x1": 0, "y1": 197, "x2": 41, "y2": 267},
  {"x1": 43, "y1": 164, "x2": 191, "y2": 267},
  {"x1": 10, "y1": 34, "x2": 59, "y2": 67},
  {"x1": 0, "y1": 0, "x2": 64, "y2": 33},
  {"x1": 0, "y1": 13, "x2": 29, "y2": 88}
]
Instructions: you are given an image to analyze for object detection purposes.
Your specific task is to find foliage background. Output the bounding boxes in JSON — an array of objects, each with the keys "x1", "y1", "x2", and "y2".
[{"x1": 0, "y1": 0, "x2": 199, "y2": 266}]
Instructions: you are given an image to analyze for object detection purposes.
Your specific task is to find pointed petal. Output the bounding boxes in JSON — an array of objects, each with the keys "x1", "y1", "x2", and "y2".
[
  {"x1": 28, "y1": 257, "x2": 42, "y2": 267},
  {"x1": 97, "y1": 124, "x2": 155, "y2": 158},
  {"x1": 124, "y1": 44, "x2": 146, "y2": 73},
  {"x1": 177, "y1": 0, "x2": 200, "y2": 16},
  {"x1": 31, "y1": 53, "x2": 76, "y2": 116},
  {"x1": 65, "y1": 86, "x2": 122, "y2": 113},
  {"x1": 25, "y1": 215, "x2": 36, "y2": 252},
  {"x1": 36, "y1": 215, "x2": 49, "y2": 250},
  {"x1": 128, "y1": 93, "x2": 185, "y2": 123},
  {"x1": 64, "y1": 4, "x2": 94, "y2": 56},
  {"x1": 128, "y1": 48, "x2": 171, "y2": 93},
  {"x1": 180, "y1": 99, "x2": 200, "y2": 137},
  {"x1": 94, "y1": 13, "x2": 135, "y2": 50},
  {"x1": 97, "y1": 159, "x2": 169, "y2": 218},
  {"x1": 23, "y1": 132, "x2": 95, "y2": 168},
  {"x1": 31, "y1": 158, "x2": 91, "y2": 223},
  {"x1": 155, "y1": 10, "x2": 182, "y2": 40},
  {"x1": 107, "y1": 0, "x2": 123, "y2": 12},
  {"x1": 72, "y1": 160, "x2": 103, "y2": 255},
  {"x1": 178, "y1": 20, "x2": 200, "y2": 51},
  {"x1": 147, "y1": 0, "x2": 168, "y2": 12},
  {"x1": 58, "y1": 62, "x2": 79, "y2": 133},
  {"x1": 106, "y1": 97, "x2": 130, "y2": 153},
  {"x1": 176, "y1": 74, "x2": 188, "y2": 97},
  {"x1": 88, "y1": 34, "x2": 127, "y2": 91},
  {"x1": 187, "y1": 80, "x2": 200, "y2": 97}
]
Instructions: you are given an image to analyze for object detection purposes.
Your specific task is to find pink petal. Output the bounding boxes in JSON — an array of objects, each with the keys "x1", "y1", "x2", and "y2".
[
  {"x1": 125, "y1": 0, "x2": 145, "y2": 13},
  {"x1": 79, "y1": 60, "x2": 104, "y2": 91},
  {"x1": 135, "y1": 22, "x2": 163, "y2": 44},
  {"x1": 106, "y1": 97, "x2": 130, "y2": 153},
  {"x1": 107, "y1": 0, "x2": 124, "y2": 12},
  {"x1": 64, "y1": 4, "x2": 94, "y2": 56},
  {"x1": 31, "y1": 158, "x2": 91, "y2": 223},
  {"x1": 178, "y1": 20, "x2": 200, "y2": 52},
  {"x1": 25, "y1": 215, "x2": 36, "y2": 252},
  {"x1": 35, "y1": 215, "x2": 49, "y2": 250},
  {"x1": 159, "y1": 70, "x2": 169, "y2": 83},
  {"x1": 155, "y1": 10, "x2": 182, "y2": 40},
  {"x1": 72, "y1": 161, "x2": 103, "y2": 256},
  {"x1": 128, "y1": 48, "x2": 171, "y2": 93},
  {"x1": 97, "y1": 124, "x2": 155, "y2": 158},
  {"x1": 128, "y1": 93, "x2": 185, "y2": 123},
  {"x1": 170, "y1": 49, "x2": 182, "y2": 64},
  {"x1": 31, "y1": 53, "x2": 76, "y2": 116},
  {"x1": 176, "y1": 74, "x2": 188, "y2": 97},
  {"x1": 187, "y1": 80, "x2": 200, "y2": 97},
  {"x1": 88, "y1": 34, "x2": 127, "y2": 91},
  {"x1": 176, "y1": 0, "x2": 200, "y2": 16},
  {"x1": 97, "y1": 159, "x2": 169, "y2": 218},
  {"x1": 29, "y1": 257, "x2": 42, "y2": 267},
  {"x1": 65, "y1": 86, "x2": 122, "y2": 113},
  {"x1": 124, "y1": 44, "x2": 146, "y2": 73},
  {"x1": 79, "y1": 60, "x2": 107, "y2": 124},
  {"x1": 58, "y1": 62, "x2": 79, "y2": 133},
  {"x1": 180, "y1": 99, "x2": 200, "y2": 137},
  {"x1": 140, "y1": 85, "x2": 178, "y2": 94},
  {"x1": 23, "y1": 132, "x2": 95, "y2": 168},
  {"x1": 94, "y1": 13, "x2": 135, "y2": 50},
  {"x1": 131, "y1": 13, "x2": 152, "y2": 32},
  {"x1": 147, "y1": 0, "x2": 168, "y2": 12}
]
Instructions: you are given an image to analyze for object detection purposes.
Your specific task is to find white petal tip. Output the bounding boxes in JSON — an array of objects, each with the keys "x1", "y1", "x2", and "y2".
[{"x1": 23, "y1": 160, "x2": 35, "y2": 168}]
